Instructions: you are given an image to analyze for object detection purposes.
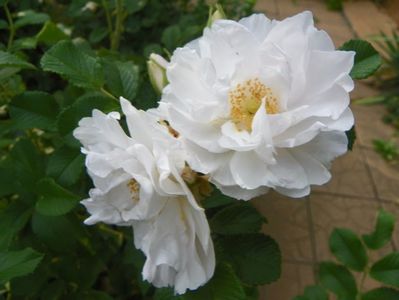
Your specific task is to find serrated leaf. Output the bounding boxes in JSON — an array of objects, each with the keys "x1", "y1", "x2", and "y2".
[
  {"x1": 46, "y1": 146, "x2": 84, "y2": 187},
  {"x1": 319, "y1": 262, "x2": 357, "y2": 300},
  {"x1": 104, "y1": 60, "x2": 140, "y2": 100},
  {"x1": 184, "y1": 263, "x2": 246, "y2": 300},
  {"x1": 36, "y1": 21, "x2": 69, "y2": 46},
  {"x1": 9, "y1": 91, "x2": 59, "y2": 130},
  {"x1": 35, "y1": 177, "x2": 80, "y2": 216},
  {"x1": 369, "y1": 252, "x2": 399, "y2": 288},
  {"x1": 362, "y1": 287, "x2": 399, "y2": 300},
  {"x1": 56, "y1": 92, "x2": 118, "y2": 136},
  {"x1": 210, "y1": 202, "x2": 265, "y2": 235},
  {"x1": 14, "y1": 10, "x2": 49, "y2": 29},
  {"x1": 41, "y1": 40, "x2": 104, "y2": 89},
  {"x1": 329, "y1": 228, "x2": 368, "y2": 271},
  {"x1": 0, "y1": 248, "x2": 44, "y2": 284},
  {"x1": 220, "y1": 234, "x2": 281, "y2": 285},
  {"x1": 0, "y1": 51, "x2": 35, "y2": 69},
  {"x1": 340, "y1": 39, "x2": 382, "y2": 79},
  {"x1": 362, "y1": 209, "x2": 395, "y2": 250}
]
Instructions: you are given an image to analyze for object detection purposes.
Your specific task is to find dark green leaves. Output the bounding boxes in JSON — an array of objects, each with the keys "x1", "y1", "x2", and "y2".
[
  {"x1": 35, "y1": 178, "x2": 80, "y2": 216},
  {"x1": 0, "y1": 51, "x2": 35, "y2": 69},
  {"x1": 210, "y1": 202, "x2": 265, "y2": 235},
  {"x1": 340, "y1": 39, "x2": 382, "y2": 80},
  {"x1": 41, "y1": 40, "x2": 104, "y2": 89},
  {"x1": 362, "y1": 209, "x2": 395, "y2": 250},
  {"x1": 36, "y1": 21, "x2": 69, "y2": 46},
  {"x1": 184, "y1": 263, "x2": 246, "y2": 300},
  {"x1": 294, "y1": 285, "x2": 328, "y2": 300},
  {"x1": 362, "y1": 287, "x2": 399, "y2": 300},
  {"x1": 9, "y1": 91, "x2": 59, "y2": 130},
  {"x1": 220, "y1": 234, "x2": 281, "y2": 285},
  {"x1": 370, "y1": 252, "x2": 399, "y2": 288},
  {"x1": 14, "y1": 10, "x2": 49, "y2": 29},
  {"x1": 0, "y1": 248, "x2": 44, "y2": 284},
  {"x1": 346, "y1": 126, "x2": 356, "y2": 151},
  {"x1": 329, "y1": 228, "x2": 368, "y2": 271},
  {"x1": 319, "y1": 262, "x2": 357, "y2": 300}
]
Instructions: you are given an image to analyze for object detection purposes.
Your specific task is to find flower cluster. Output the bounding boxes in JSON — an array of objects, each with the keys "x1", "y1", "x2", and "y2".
[{"x1": 74, "y1": 11, "x2": 354, "y2": 294}]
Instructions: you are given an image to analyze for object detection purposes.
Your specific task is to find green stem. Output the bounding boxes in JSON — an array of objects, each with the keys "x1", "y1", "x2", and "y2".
[
  {"x1": 111, "y1": 0, "x2": 124, "y2": 51},
  {"x1": 102, "y1": 0, "x2": 113, "y2": 48},
  {"x1": 100, "y1": 87, "x2": 118, "y2": 102},
  {"x1": 4, "y1": 3, "x2": 15, "y2": 51}
]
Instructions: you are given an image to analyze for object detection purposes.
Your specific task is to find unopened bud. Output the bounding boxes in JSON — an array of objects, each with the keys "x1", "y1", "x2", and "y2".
[
  {"x1": 147, "y1": 53, "x2": 168, "y2": 95},
  {"x1": 207, "y1": 4, "x2": 226, "y2": 27}
]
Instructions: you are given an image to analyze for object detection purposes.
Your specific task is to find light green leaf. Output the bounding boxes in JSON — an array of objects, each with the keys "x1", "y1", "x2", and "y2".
[
  {"x1": 0, "y1": 248, "x2": 44, "y2": 284},
  {"x1": 369, "y1": 252, "x2": 399, "y2": 288},
  {"x1": 210, "y1": 202, "x2": 265, "y2": 235},
  {"x1": 0, "y1": 51, "x2": 35, "y2": 69},
  {"x1": 35, "y1": 177, "x2": 80, "y2": 216},
  {"x1": 329, "y1": 228, "x2": 368, "y2": 271},
  {"x1": 56, "y1": 92, "x2": 119, "y2": 136},
  {"x1": 362, "y1": 209, "x2": 395, "y2": 250},
  {"x1": 46, "y1": 146, "x2": 84, "y2": 187},
  {"x1": 362, "y1": 287, "x2": 399, "y2": 300},
  {"x1": 9, "y1": 91, "x2": 59, "y2": 130},
  {"x1": 319, "y1": 262, "x2": 357, "y2": 300},
  {"x1": 184, "y1": 263, "x2": 246, "y2": 300},
  {"x1": 220, "y1": 234, "x2": 281, "y2": 285},
  {"x1": 340, "y1": 39, "x2": 382, "y2": 79},
  {"x1": 41, "y1": 40, "x2": 104, "y2": 89},
  {"x1": 14, "y1": 10, "x2": 49, "y2": 29},
  {"x1": 36, "y1": 21, "x2": 69, "y2": 46},
  {"x1": 104, "y1": 60, "x2": 140, "y2": 100}
]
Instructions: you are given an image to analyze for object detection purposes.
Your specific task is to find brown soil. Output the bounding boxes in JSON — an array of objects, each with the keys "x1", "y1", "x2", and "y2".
[{"x1": 383, "y1": 0, "x2": 399, "y2": 28}]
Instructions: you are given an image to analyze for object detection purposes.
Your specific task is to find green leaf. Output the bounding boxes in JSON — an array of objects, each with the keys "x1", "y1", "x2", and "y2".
[
  {"x1": 162, "y1": 25, "x2": 181, "y2": 50},
  {"x1": 36, "y1": 21, "x2": 69, "y2": 46},
  {"x1": 294, "y1": 285, "x2": 329, "y2": 300},
  {"x1": 202, "y1": 186, "x2": 235, "y2": 209},
  {"x1": 362, "y1": 287, "x2": 399, "y2": 300},
  {"x1": 57, "y1": 92, "x2": 119, "y2": 136},
  {"x1": 346, "y1": 126, "x2": 356, "y2": 151},
  {"x1": 220, "y1": 234, "x2": 281, "y2": 285},
  {"x1": 339, "y1": 39, "x2": 382, "y2": 79},
  {"x1": 46, "y1": 146, "x2": 84, "y2": 187},
  {"x1": 89, "y1": 27, "x2": 108, "y2": 44},
  {"x1": 154, "y1": 288, "x2": 183, "y2": 300},
  {"x1": 14, "y1": 10, "x2": 49, "y2": 29},
  {"x1": 41, "y1": 40, "x2": 104, "y2": 89},
  {"x1": 369, "y1": 252, "x2": 399, "y2": 288},
  {"x1": 74, "y1": 290, "x2": 113, "y2": 300},
  {"x1": 184, "y1": 263, "x2": 246, "y2": 300},
  {"x1": 41, "y1": 280, "x2": 65, "y2": 300},
  {"x1": 0, "y1": 51, "x2": 35, "y2": 69},
  {"x1": 104, "y1": 60, "x2": 140, "y2": 100},
  {"x1": 319, "y1": 262, "x2": 357, "y2": 300},
  {"x1": 329, "y1": 228, "x2": 368, "y2": 271},
  {"x1": 0, "y1": 248, "x2": 44, "y2": 284},
  {"x1": 210, "y1": 202, "x2": 265, "y2": 235},
  {"x1": 35, "y1": 177, "x2": 80, "y2": 216},
  {"x1": 9, "y1": 91, "x2": 59, "y2": 130},
  {"x1": 362, "y1": 209, "x2": 396, "y2": 250}
]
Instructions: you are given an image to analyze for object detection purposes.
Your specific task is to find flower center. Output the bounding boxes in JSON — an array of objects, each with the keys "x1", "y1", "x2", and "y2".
[
  {"x1": 229, "y1": 78, "x2": 279, "y2": 131},
  {"x1": 127, "y1": 178, "x2": 140, "y2": 203}
]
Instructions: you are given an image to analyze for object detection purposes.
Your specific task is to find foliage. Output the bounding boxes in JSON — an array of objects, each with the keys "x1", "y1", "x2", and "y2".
[
  {"x1": 294, "y1": 209, "x2": 399, "y2": 300},
  {"x1": 325, "y1": 0, "x2": 343, "y2": 11}
]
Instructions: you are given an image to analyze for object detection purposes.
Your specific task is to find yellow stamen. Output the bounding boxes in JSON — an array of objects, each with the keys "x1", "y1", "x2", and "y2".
[
  {"x1": 127, "y1": 179, "x2": 140, "y2": 203},
  {"x1": 229, "y1": 78, "x2": 279, "y2": 131}
]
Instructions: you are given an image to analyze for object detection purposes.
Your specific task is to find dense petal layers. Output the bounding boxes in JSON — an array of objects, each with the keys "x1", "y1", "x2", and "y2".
[
  {"x1": 73, "y1": 98, "x2": 215, "y2": 294},
  {"x1": 160, "y1": 11, "x2": 355, "y2": 199}
]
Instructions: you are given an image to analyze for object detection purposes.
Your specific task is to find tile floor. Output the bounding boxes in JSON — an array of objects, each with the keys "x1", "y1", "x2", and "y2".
[{"x1": 252, "y1": 0, "x2": 399, "y2": 299}]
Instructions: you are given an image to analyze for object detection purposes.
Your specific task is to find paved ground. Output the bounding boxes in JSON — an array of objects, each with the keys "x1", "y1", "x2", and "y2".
[{"x1": 252, "y1": 1, "x2": 399, "y2": 299}]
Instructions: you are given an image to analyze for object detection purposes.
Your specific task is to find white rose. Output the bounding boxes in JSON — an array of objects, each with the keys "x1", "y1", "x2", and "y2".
[
  {"x1": 73, "y1": 98, "x2": 215, "y2": 294},
  {"x1": 159, "y1": 11, "x2": 355, "y2": 199}
]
